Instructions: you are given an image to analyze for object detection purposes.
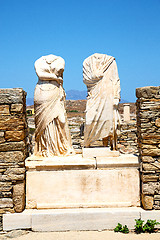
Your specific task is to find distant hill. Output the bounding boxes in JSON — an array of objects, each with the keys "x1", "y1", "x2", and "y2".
[
  {"x1": 66, "y1": 90, "x2": 87, "y2": 100},
  {"x1": 26, "y1": 98, "x2": 34, "y2": 106},
  {"x1": 26, "y1": 90, "x2": 129, "y2": 106}
]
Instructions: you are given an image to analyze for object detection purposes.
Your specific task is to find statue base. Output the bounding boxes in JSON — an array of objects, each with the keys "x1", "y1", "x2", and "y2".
[
  {"x1": 82, "y1": 147, "x2": 119, "y2": 158},
  {"x1": 25, "y1": 154, "x2": 140, "y2": 209}
]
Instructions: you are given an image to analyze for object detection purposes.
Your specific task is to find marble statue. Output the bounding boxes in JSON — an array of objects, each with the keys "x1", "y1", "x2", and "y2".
[
  {"x1": 34, "y1": 54, "x2": 74, "y2": 157},
  {"x1": 83, "y1": 53, "x2": 121, "y2": 150}
]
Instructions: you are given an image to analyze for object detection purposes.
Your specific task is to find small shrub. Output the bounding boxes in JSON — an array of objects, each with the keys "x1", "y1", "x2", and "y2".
[
  {"x1": 143, "y1": 219, "x2": 160, "y2": 233},
  {"x1": 114, "y1": 223, "x2": 129, "y2": 234},
  {"x1": 114, "y1": 223, "x2": 122, "y2": 232},
  {"x1": 121, "y1": 225, "x2": 129, "y2": 234},
  {"x1": 135, "y1": 219, "x2": 144, "y2": 234},
  {"x1": 135, "y1": 219, "x2": 160, "y2": 234}
]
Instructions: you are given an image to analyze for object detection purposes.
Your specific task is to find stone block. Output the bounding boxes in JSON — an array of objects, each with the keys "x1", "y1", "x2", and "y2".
[
  {"x1": 31, "y1": 208, "x2": 140, "y2": 231},
  {"x1": 3, "y1": 208, "x2": 140, "y2": 231},
  {"x1": 155, "y1": 118, "x2": 160, "y2": 127},
  {"x1": 0, "y1": 198, "x2": 13, "y2": 208},
  {"x1": 5, "y1": 131, "x2": 25, "y2": 141},
  {"x1": 82, "y1": 147, "x2": 119, "y2": 158},
  {"x1": 5, "y1": 168, "x2": 25, "y2": 181},
  {"x1": 141, "y1": 209, "x2": 160, "y2": 223},
  {"x1": 0, "y1": 115, "x2": 24, "y2": 131},
  {"x1": 0, "y1": 141, "x2": 25, "y2": 151},
  {"x1": 0, "y1": 131, "x2": 4, "y2": 137},
  {"x1": 136, "y1": 86, "x2": 160, "y2": 99},
  {"x1": 13, "y1": 182, "x2": 25, "y2": 212},
  {"x1": 141, "y1": 156, "x2": 155, "y2": 163},
  {"x1": 142, "y1": 148, "x2": 160, "y2": 156},
  {"x1": 154, "y1": 195, "x2": 160, "y2": 200},
  {"x1": 0, "y1": 105, "x2": 10, "y2": 114},
  {"x1": 26, "y1": 155, "x2": 96, "y2": 171},
  {"x1": 142, "y1": 163, "x2": 159, "y2": 171},
  {"x1": 11, "y1": 104, "x2": 23, "y2": 113},
  {"x1": 142, "y1": 183, "x2": 156, "y2": 195},
  {"x1": 26, "y1": 162, "x2": 140, "y2": 209},
  {"x1": 0, "y1": 151, "x2": 24, "y2": 163},
  {"x1": 3, "y1": 211, "x2": 31, "y2": 231},
  {"x1": 141, "y1": 194, "x2": 154, "y2": 210},
  {"x1": 96, "y1": 154, "x2": 139, "y2": 168},
  {"x1": 0, "y1": 137, "x2": 5, "y2": 144},
  {"x1": 0, "y1": 88, "x2": 25, "y2": 104},
  {"x1": 141, "y1": 174, "x2": 159, "y2": 182}
]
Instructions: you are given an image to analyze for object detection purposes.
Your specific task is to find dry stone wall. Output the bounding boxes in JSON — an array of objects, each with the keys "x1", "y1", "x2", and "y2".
[
  {"x1": 118, "y1": 121, "x2": 138, "y2": 154},
  {"x1": 136, "y1": 86, "x2": 160, "y2": 210},
  {"x1": 0, "y1": 88, "x2": 28, "y2": 230}
]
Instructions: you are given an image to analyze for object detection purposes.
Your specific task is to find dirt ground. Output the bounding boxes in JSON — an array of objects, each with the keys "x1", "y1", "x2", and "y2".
[{"x1": 1, "y1": 230, "x2": 160, "y2": 240}]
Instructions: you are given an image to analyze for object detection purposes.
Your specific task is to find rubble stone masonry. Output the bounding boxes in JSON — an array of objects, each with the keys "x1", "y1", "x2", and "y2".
[
  {"x1": 136, "y1": 86, "x2": 160, "y2": 210},
  {"x1": 0, "y1": 88, "x2": 28, "y2": 230}
]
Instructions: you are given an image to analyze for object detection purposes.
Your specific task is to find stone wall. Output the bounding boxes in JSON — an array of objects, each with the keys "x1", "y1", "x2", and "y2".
[
  {"x1": 136, "y1": 86, "x2": 160, "y2": 210},
  {"x1": 0, "y1": 88, "x2": 28, "y2": 230},
  {"x1": 118, "y1": 121, "x2": 138, "y2": 154}
]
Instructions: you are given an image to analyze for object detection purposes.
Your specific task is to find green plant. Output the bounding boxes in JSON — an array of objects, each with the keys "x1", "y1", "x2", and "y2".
[
  {"x1": 134, "y1": 219, "x2": 144, "y2": 234},
  {"x1": 143, "y1": 219, "x2": 160, "y2": 233},
  {"x1": 114, "y1": 223, "x2": 129, "y2": 234},
  {"x1": 121, "y1": 225, "x2": 129, "y2": 234},
  {"x1": 68, "y1": 110, "x2": 78, "y2": 112},
  {"x1": 135, "y1": 219, "x2": 160, "y2": 234},
  {"x1": 114, "y1": 223, "x2": 122, "y2": 232}
]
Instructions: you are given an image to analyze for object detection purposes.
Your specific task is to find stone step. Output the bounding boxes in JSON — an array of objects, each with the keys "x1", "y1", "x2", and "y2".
[{"x1": 3, "y1": 208, "x2": 160, "y2": 232}]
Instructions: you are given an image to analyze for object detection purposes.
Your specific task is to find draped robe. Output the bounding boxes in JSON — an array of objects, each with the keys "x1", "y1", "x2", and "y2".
[
  {"x1": 83, "y1": 53, "x2": 121, "y2": 147},
  {"x1": 34, "y1": 55, "x2": 73, "y2": 157}
]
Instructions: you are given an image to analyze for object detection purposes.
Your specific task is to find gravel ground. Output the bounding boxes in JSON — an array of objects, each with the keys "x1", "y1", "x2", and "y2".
[{"x1": 1, "y1": 230, "x2": 160, "y2": 240}]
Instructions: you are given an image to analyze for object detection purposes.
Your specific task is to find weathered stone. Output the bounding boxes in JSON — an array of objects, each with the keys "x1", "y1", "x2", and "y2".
[
  {"x1": 141, "y1": 194, "x2": 153, "y2": 210},
  {"x1": 142, "y1": 148, "x2": 160, "y2": 156},
  {"x1": 0, "y1": 88, "x2": 25, "y2": 104},
  {"x1": 0, "y1": 105, "x2": 10, "y2": 114},
  {"x1": 4, "y1": 168, "x2": 25, "y2": 181},
  {"x1": 0, "y1": 137, "x2": 5, "y2": 144},
  {"x1": 0, "y1": 181, "x2": 12, "y2": 190},
  {"x1": 0, "y1": 131, "x2": 4, "y2": 137},
  {"x1": 11, "y1": 104, "x2": 23, "y2": 113},
  {"x1": 141, "y1": 156, "x2": 155, "y2": 163},
  {"x1": 0, "y1": 141, "x2": 25, "y2": 151},
  {"x1": 142, "y1": 134, "x2": 160, "y2": 140},
  {"x1": 142, "y1": 183, "x2": 157, "y2": 195},
  {"x1": 142, "y1": 163, "x2": 159, "y2": 171},
  {"x1": 141, "y1": 174, "x2": 159, "y2": 182},
  {"x1": 0, "y1": 115, "x2": 24, "y2": 131},
  {"x1": 154, "y1": 195, "x2": 160, "y2": 200},
  {"x1": 0, "y1": 198, "x2": 13, "y2": 208},
  {"x1": 5, "y1": 131, "x2": 25, "y2": 141},
  {"x1": 155, "y1": 118, "x2": 160, "y2": 127},
  {"x1": 0, "y1": 151, "x2": 24, "y2": 163},
  {"x1": 136, "y1": 86, "x2": 160, "y2": 99},
  {"x1": 13, "y1": 182, "x2": 25, "y2": 212},
  {"x1": 142, "y1": 139, "x2": 160, "y2": 145}
]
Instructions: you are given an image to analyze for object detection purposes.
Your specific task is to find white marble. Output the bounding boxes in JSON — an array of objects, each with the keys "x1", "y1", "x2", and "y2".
[
  {"x1": 83, "y1": 53, "x2": 121, "y2": 150},
  {"x1": 25, "y1": 155, "x2": 140, "y2": 209},
  {"x1": 34, "y1": 54, "x2": 74, "y2": 157},
  {"x1": 3, "y1": 208, "x2": 144, "y2": 231}
]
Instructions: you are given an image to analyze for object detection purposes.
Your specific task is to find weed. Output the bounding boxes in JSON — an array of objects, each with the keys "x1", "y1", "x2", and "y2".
[
  {"x1": 134, "y1": 219, "x2": 144, "y2": 234},
  {"x1": 135, "y1": 219, "x2": 160, "y2": 234},
  {"x1": 114, "y1": 223, "x2": 129, "y2": 234}
]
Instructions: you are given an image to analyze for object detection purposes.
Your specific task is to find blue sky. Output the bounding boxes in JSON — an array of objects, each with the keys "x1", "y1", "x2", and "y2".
[{"x1": 0, "y1": 0, "x2": 160, "y2": 102}]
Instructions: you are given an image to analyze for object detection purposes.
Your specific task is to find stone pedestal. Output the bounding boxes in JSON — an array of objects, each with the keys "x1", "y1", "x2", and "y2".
[
  {"x1": 25, "y1": 154, "x2": 140, "y2": 209},
  {"x1": 82, "y1": 147, "x2": 119, "y2": 158}
]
